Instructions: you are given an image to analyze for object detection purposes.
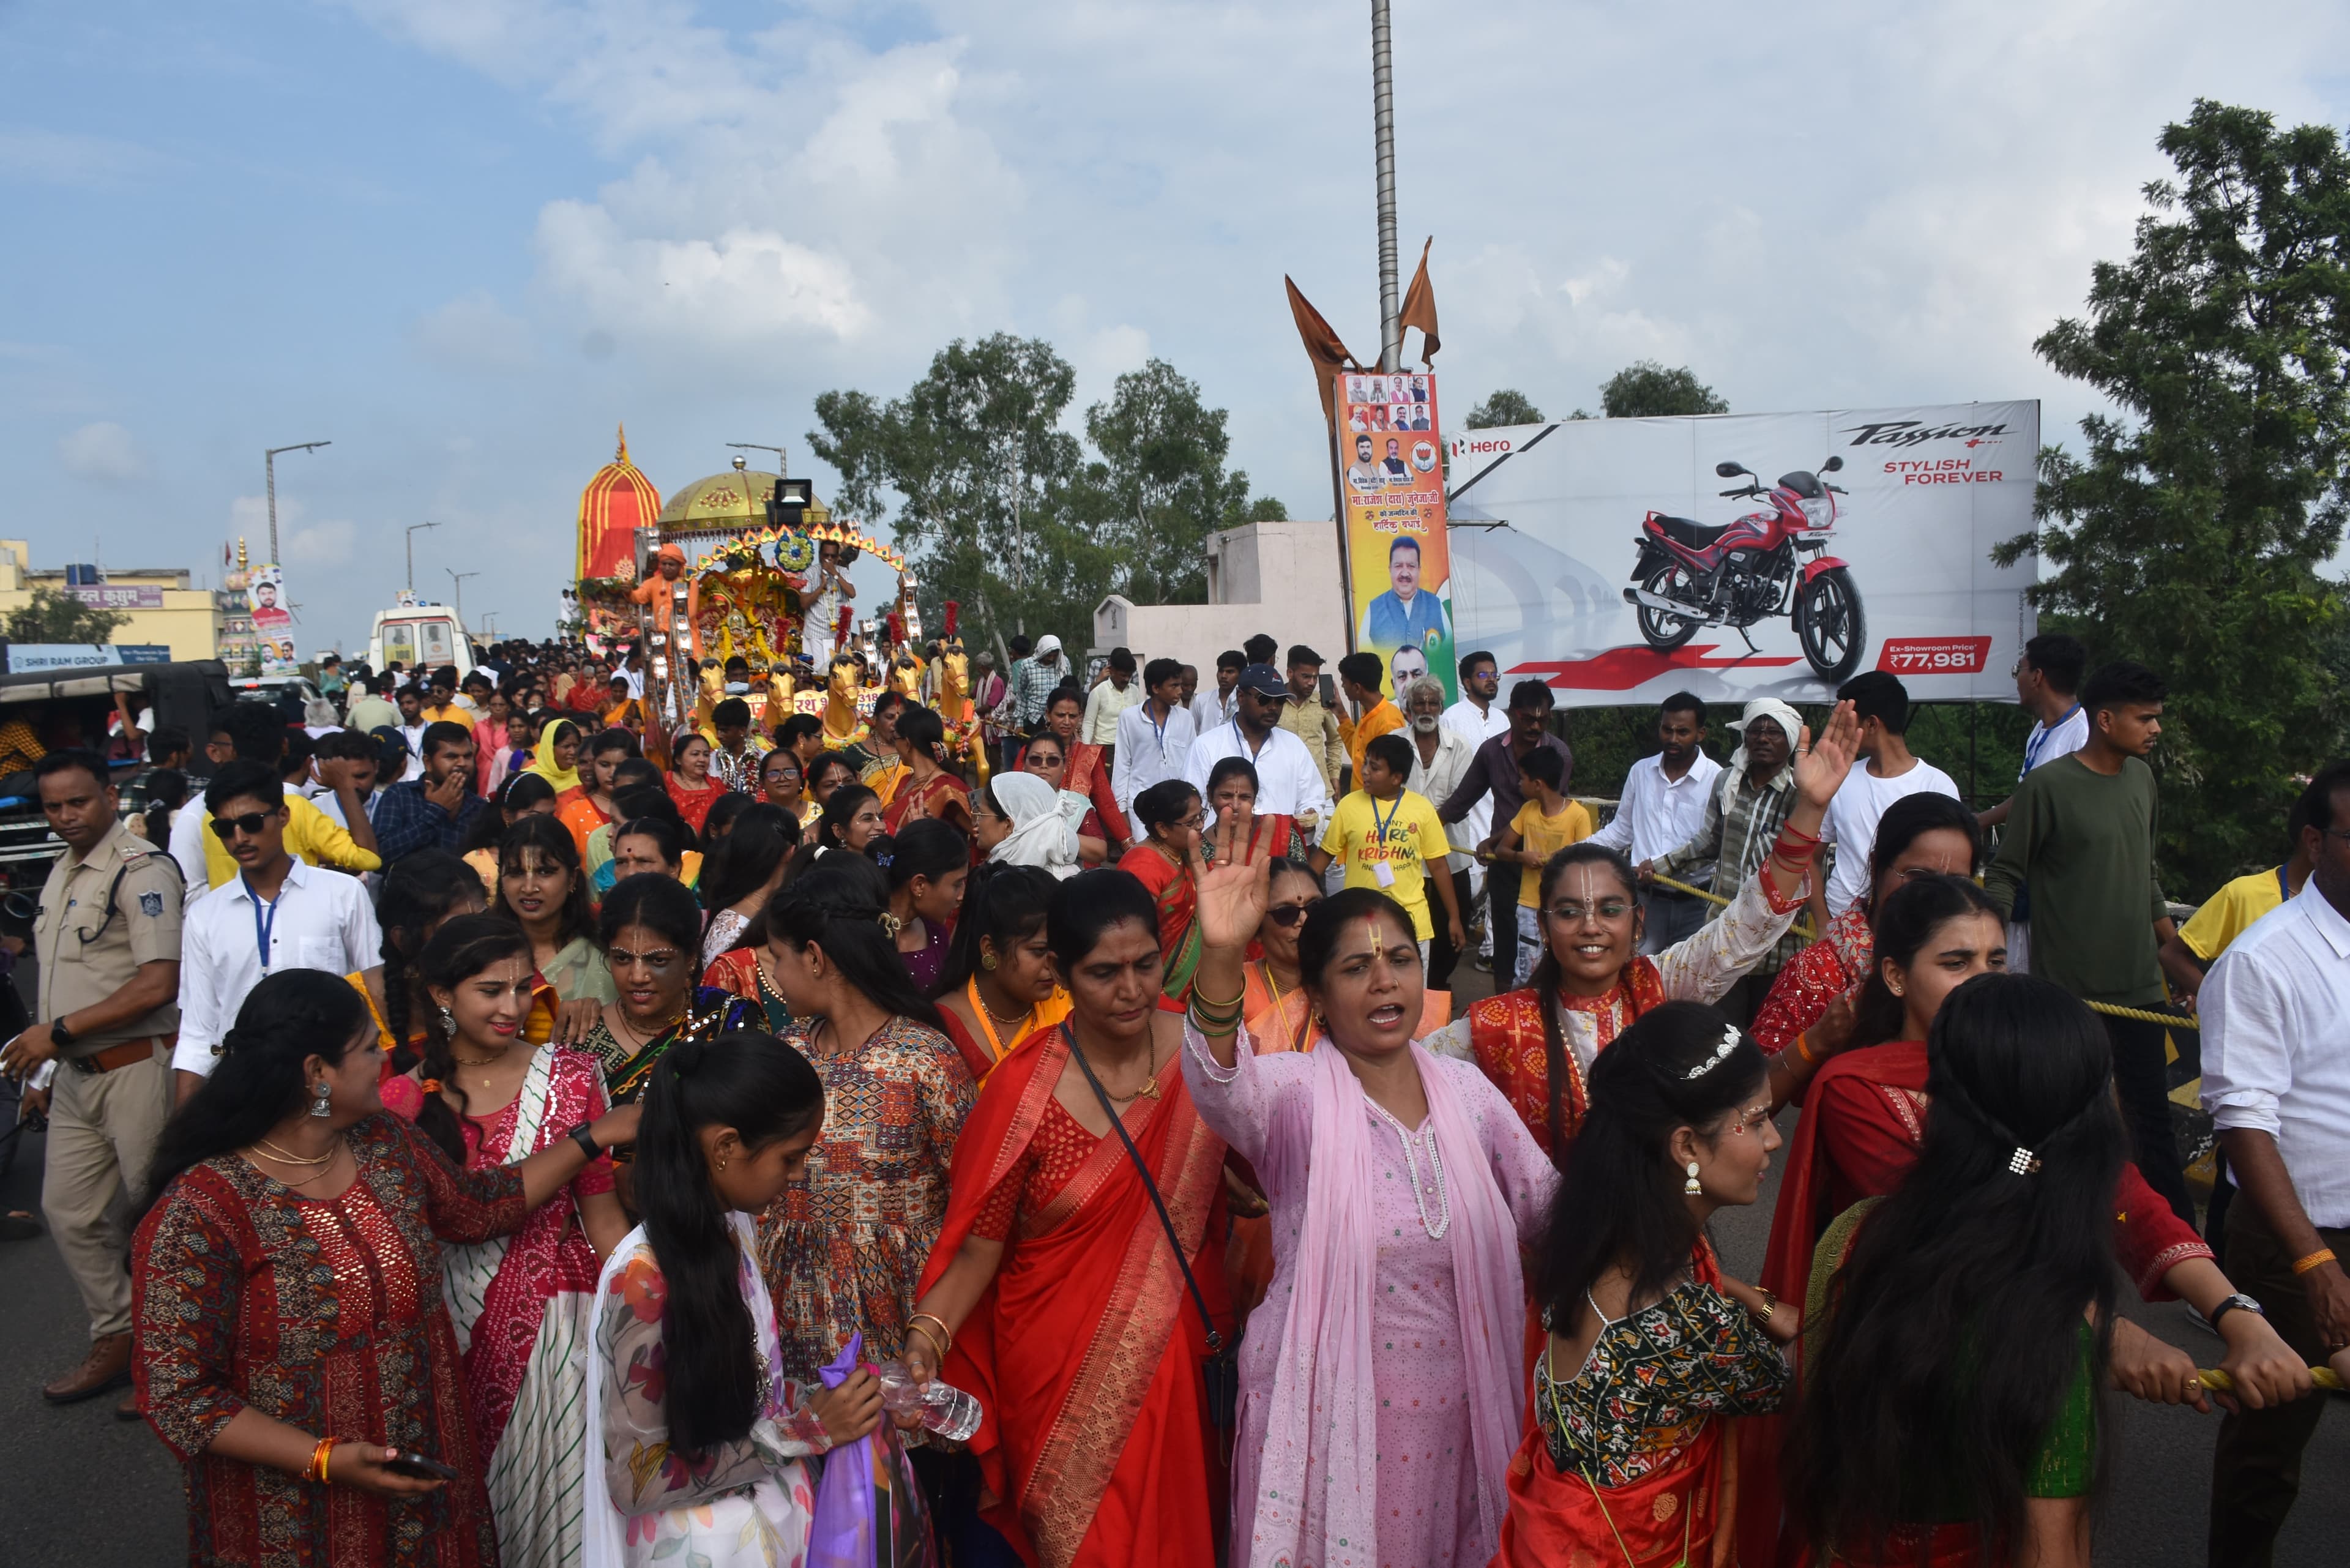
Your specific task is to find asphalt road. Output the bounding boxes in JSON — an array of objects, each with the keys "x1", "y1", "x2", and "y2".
[{"x1": 1, "y1": 961, "x2": 2341, "y2": 1565}]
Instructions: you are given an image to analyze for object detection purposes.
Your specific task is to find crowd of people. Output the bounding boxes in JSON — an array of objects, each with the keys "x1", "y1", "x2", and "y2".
[{"x1": 4, "y1": 625, "x2": 2345, "y2": 1568}]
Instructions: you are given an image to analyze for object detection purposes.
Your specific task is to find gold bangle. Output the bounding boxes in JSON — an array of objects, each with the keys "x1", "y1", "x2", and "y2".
[
  {"x1": 908, "y1": 1311, "x2": 953, "y2": 1355},
  {"x1": 1754, "y1": 1288, "x2": 1778, "y2": 1326},
  {"x1": 1188, "y1": 980, "x2": 1246, "y2": 1014},
  {"x1": 2291, "y1": 1248, "x2": 2338, "y2": 1276},
  {"x1": 908, "y1": 1320, "x2": 948, "y2": 1362}
]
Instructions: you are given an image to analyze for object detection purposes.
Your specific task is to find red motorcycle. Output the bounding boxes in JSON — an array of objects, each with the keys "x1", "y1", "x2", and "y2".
[{"x1": 1621, "y1": 454, "x2": 1863, "y2": 681}]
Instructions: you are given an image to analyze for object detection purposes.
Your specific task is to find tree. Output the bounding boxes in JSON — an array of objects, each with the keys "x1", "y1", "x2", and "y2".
[
  {"x1": 811, "y1": 340, "x2": 1277, "y2": 660},
  {"x1": 1465, "y1": 389, "x2": 1545, "y2": 429},
  {"x1": 1994, "y1": 100, "x2": 2350, "y2": 893},
  {"x1": 1598, "y1": 361, "x2": 1728, "y2": 419},
  {"x1": 5, "y1": 585, "x2": 127, "y2": 645},
  {"x1": 1080, "y1": 359, "x2": 1262, "y2": 606}
]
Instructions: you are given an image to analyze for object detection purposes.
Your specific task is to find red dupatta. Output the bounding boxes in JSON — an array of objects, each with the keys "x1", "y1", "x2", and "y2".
[
  {"x1": 883, "y1": 767, "x2": 971, "y2": 835},
  {"x1": 1464, "y1": 960, "x2": 1671, "y2": 1159},
  {"x1": 916, "y1": 1024, "x2": 1230, "y2": 1568},
  {"x1": 1060, "y1": 742, "x2": 1125, "y2": 847}
]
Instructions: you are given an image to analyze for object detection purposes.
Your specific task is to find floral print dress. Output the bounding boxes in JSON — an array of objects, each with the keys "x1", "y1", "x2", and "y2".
[{"x1": 588, "y1": 1215, "x2": 834, "y2": 1567}]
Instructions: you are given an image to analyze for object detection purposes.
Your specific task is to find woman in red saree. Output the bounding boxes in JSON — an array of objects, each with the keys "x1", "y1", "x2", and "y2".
[
  {"x1": 1423, "y1": 701, "x2": 1865, "y2": 1158},
  {"x1": 906, "y1": 869, "x2": 1231, "y2": 1568},
  {"x1": 1747, "y1": 791, "x2": 1980, "y2": 1057},
  {"x1": 662, "y1": 729, "x2": 723, "y2": 834},
  {"x1": 1742, "y1": 875, "x2": 2310, "y2": 1566},
  {"x1": 1116, "y1": 778, "x2": 1207, "y2": 1007},
  {"x1": 1035, "y1": 687, "x2": 1127, "y2": 857},
  {"x1": 1494, "y1": 1003, "x2": 1800, "y2": 1568},
  {"x1": 884, "y1": 705, "x2": 974, "y2": 837}
]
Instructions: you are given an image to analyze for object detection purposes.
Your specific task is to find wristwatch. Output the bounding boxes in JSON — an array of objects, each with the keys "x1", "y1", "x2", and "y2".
[
  {"x1": 568, "y1": 1122, "x2": 602, "y2": 1160},
  {"x1": 48, "y1": 1016, "x2": 76, "y2": 1050},
  {"x1": 2206, "y1": 1293, "x2": 2266, "y2": 1331}
]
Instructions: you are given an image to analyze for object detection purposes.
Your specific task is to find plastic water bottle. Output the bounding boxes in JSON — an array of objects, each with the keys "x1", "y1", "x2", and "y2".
[{"x1": 874, "y1": 1359, "x2": 984, "y2": 1443}]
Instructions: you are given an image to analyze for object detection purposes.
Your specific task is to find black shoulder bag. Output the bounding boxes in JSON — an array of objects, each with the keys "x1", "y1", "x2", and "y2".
[{"x1": 1061, "y1": 1025, "x2": 1239, "y2": 1432}]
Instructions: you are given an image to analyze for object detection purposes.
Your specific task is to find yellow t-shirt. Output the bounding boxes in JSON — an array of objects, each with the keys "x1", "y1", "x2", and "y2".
[
  {"x1": 2177, "y1": 865, "x2": 2292, "y2": 961},
  {"x1": 1510, "y1": 797, "x2": 1595, "y2": 907},
  {"x1": 1319, "y1": 788, "x2": 1451, "y2": 939}
]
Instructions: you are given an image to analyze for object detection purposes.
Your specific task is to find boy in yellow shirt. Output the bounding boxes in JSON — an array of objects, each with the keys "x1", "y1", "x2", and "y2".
[
  {"x1": 1490, "y1": 747, "x2": 1592, "y2": 988},
  {"x1": 1313, "y1": 731, "x2": 1466, "y2": 965}
]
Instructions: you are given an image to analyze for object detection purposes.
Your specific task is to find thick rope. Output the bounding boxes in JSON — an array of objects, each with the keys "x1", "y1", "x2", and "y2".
[
  {"x1": 1646, "y1": 871, "x2": 1819, "y2": 944},
  {"x1": 2199, "y1": 1367, "x2": 2344, "y2": 1394}
]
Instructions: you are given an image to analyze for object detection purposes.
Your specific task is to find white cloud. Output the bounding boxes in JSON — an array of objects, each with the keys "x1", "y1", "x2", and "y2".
[
  {"x1": 0, "y1": 129, "x2": 163, "y2": 187},
  {"x1": 285, "y1": 521, "x2": 359, "y2": 568},
  {"x1": 58, "y1": 422, "x2": 148, "y2": 485},
  {"x1": 412, "y1": 291, "x2": 536, "y2": 374}
]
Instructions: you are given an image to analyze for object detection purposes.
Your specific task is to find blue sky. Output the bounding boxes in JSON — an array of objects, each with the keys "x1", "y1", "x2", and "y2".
[{"x1": 7, "y1": 0, "x2": 2348, "y2": 649}]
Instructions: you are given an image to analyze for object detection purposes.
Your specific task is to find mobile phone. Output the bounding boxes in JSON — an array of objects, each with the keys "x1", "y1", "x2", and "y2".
[{"x1": 379, "y1": 1449, "x2": 460, "y2": 1482}]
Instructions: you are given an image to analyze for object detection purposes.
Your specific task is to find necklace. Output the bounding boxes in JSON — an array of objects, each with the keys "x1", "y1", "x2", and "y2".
[
  {"x1": 1069, "y1": 1028, "x2": 1164, "y2": 1103},
  {"x1": 1256, "y1": 961, "x2": 1309, "y2": 1051},
  {"x1": 253, "y1": 1135, "x2": 337, "y2": 1168},
  {"x1": 612, "y1": 1004, "x2": 685, "y2": 1053},
  {"x1": 1363, "y1": 1099, "x2": 1449, "y2": 1239},
  {"x1": 966, "y1": 977, "x2": 1034, "y2": 1066}
]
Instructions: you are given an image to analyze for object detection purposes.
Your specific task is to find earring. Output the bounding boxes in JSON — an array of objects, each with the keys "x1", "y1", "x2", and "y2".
[
  {"x1": 715, "y1": 1155, "x2": 729, "y2": 1173},
  {"x1": 310, "y1": 1082, "x2": 333, "y2": 1119},
  {"x1": 980, "y1": 950, "x2": 998, "y2": 971},
  {"x1": 438, "y1": 1005, "x2": 457, "y2": 1036},
  {"x1": 1684, "y1": 1160, "x2": 1702, "y2": 1196},
  {"x1": 1887, "y1": 984, "x2": 1904, "y2": 998}
]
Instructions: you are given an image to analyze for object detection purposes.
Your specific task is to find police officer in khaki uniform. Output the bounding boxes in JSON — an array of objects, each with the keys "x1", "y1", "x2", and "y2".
[{"x1": 2, "y1": 749, "x2": 182, "y2": 1414}]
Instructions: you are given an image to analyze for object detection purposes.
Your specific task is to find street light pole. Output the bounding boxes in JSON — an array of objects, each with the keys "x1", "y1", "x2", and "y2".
[
  {"x1": 726, "y1": 442, "x2": 788, "y2": 478},
  {"x1": 447, "y1": 569, "x2": 479, "y2": 632},
  {"x1": 405, "y1": 521, "x2": 440, "y2": 591},
  {"x1": 264, "y1": 441, "x2": 332, "y2": 564},
  {"x1": 1370, "y1": 0, "x2": 1401, "y2": 372}
]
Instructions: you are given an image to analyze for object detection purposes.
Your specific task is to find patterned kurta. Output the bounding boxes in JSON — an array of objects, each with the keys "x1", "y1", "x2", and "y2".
[
  {"x1": 1536, "y1": 1275, "x2": 1788, "y2": 1487},
  {"x1": 1425, "y1": 867, "x2": 1805, "y2": 1154},
  {"x1": 756, "y1": 1015, "x2": 975, "y2": 1382},
  {"x1": 132, "y1": 1114, "x2": 528, "y2": 1568}
]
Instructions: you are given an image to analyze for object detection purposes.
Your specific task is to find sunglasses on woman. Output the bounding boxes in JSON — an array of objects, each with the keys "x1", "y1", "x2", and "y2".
[{"x1": 1263, "y1": 901, "x2": 1319, "y2": 928}]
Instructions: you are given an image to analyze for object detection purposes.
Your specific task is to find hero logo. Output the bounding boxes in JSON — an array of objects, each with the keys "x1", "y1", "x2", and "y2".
[
  {"x1": 1842, "y1": 419, "x2": 2008, "y2": 450},
  {"x1": 1452, "y1": 436, "x2": 1513, "y2": 456}
]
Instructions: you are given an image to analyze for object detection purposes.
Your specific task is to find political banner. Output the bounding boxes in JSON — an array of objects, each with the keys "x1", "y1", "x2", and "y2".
[
  {"x1": 249, "y1": 564, "x2": 299, "y2": 676},
  {"x1": 1335, "y1": 369, "x2": 1455, "y2": 701},
  {"x1": 1443, "y1": 402, "x2": 2037, "y2": 707}
]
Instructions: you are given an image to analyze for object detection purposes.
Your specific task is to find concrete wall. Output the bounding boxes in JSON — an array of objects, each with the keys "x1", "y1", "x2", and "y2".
[{"x1": 1093, "y1": 518, "x2": 1349, "y2": 676}]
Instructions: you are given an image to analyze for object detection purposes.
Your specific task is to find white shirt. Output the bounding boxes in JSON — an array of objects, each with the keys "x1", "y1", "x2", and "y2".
[
  {"x1": 2201, "y1": 881, "x2": 2350, "y2": 1228},
  {"x1": 1401, "y1": 722, "x2": 1479, "y2": 871},
  {"x1": 1184, "y1": 721, "x2": 1334, "y2": 833},
  {"x1": 1588, "y1": 749, "x2": 1725, "y2": 870},
  {"x1": 1084, "y1": 679, "x2": 1143, "y2": 747},
  {"x1": 397, "y1": 722, "x2": 429, "y2": 782},
  {"x1": 1441, "y1": 696, "x2": 1511, "y2": 853},
  {"x1": 2021, "y1": 704, "x2": 2089, "y2": 777},
  {"x1": 173, "y1": 859, "x2": 383, "y2": 1077},
  {"x1": 1112, "y1": 700, "x2": 1198, "y2": 838},
  {"x1": 623, "y1": 666, "x2": 646, "y2": 698},
  {"x1": 1191, "y1": 687, "x2": 1239, "y2": 731},
  {"x1": 1818, "y1": 755, "x2": 1961, "y2": 914}
]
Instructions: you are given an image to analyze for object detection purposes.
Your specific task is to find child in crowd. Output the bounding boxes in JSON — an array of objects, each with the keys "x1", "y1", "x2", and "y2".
[
  {"x1": 1492, "y1": 745, "x2": 1592, "y2": 989},
  {"x1": 1312, "y1": 731, "x2": 1465, "y2": 969}
]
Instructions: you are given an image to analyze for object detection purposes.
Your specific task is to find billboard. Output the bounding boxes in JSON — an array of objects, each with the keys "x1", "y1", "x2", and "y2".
[
  {"x1": 249, "y1": 564, "x2": 299, "y2": 676},
  {"x1": 6, "y1": 644, "x2": 171, "y2": 672},
  {"x1": 1336, "y1": 370, "x2": 1455, "y2": 701},
  {"x1": 1444, "y1": 402, "x2": 2037, "y2": 707}
]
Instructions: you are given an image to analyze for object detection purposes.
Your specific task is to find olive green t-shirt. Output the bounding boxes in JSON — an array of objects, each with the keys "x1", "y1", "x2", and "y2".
[{"x1": 1983, "y1": 754, "x2": 2167, "y2": 1006}]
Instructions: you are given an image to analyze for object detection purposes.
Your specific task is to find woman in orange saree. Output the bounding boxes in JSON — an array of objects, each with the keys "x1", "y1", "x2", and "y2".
[
  {"x1": 1116, "y1": 779, "x2": 1207, "y2": 1007},
  {"x1": 933, "y1": 865, "x2": 1072, "y2": 1085},
  {"x1": 906, "y1": 870, "x2": 1230, "y2": 1568},
  {"x1": 1035, "y1": 687, "x2": 1127, "y2": 857}
]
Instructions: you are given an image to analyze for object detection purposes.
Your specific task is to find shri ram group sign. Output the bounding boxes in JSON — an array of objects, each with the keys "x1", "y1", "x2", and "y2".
[{"x1": 1442, "y1": 401, "x2": 2038, "y2": 707}]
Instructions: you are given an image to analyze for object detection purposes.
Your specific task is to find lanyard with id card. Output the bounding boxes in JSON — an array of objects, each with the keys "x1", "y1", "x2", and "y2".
[{"x1": 1368, "y1": 795, "x2": 1400, "y2": 887}]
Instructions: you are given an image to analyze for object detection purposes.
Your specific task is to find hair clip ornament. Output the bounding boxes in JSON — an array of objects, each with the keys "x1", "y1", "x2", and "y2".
[
  {"x1": 1683, "y1": 1023, "x2": 1743, "y2": 1080},
  {"x1": 2007, "y1": 1147, "x2": 2042, "y2": 1177}
]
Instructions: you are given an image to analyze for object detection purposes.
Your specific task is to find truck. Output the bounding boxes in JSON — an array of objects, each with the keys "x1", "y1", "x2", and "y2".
[{"x1": 366, "y1": 599, "x2": 480, "y2": 684}]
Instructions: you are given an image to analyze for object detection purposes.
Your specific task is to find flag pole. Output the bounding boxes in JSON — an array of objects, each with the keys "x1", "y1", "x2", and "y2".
[{"x1": 1371, "y1": 0, "x2": 1402, "y2": 373}]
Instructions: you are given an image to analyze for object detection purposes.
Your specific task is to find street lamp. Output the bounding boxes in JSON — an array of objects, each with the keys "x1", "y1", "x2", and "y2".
[
  {"x1": 405, "y1": 521, "x2": 440, "y2": 591},
  {"x1": 447, "y1": 569, "x2": 479, "y2": 630},
  {"x1": 264, "y1": 442, "x2": 331, "y2": 564}
]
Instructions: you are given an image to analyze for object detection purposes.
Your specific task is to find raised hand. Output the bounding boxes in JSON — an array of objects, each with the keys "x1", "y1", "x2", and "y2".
[
  {"x1": 1792, "y1": 700, "x2": 1861, "y2": 812},
  {"x1": 1192, "y1": 812, "x2": 1273, "y2": 953}
]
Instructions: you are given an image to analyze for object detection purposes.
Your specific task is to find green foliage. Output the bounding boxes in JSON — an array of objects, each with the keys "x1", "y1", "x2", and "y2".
[
  {"x1": 1465, "y1": 389, "x2": 1545, "y2": 429},
  {"x1": 810, "y1": 339, "x2": 1275, "y2": 662},
  {"x1": 1996, "y1": 100, "x2": 2350, "y2": 894},
  {"x1": 1599, "y1": 362, "x2": 1729, "y2": 419},
  {"x1": 5, "y1": 585, "x2": 129, "y2": 646}
]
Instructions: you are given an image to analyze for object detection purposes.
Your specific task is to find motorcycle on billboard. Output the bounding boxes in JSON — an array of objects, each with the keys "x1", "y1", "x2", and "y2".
[{"x1": 1621, "y1": 454, "x2": 1863, "y2": 681}]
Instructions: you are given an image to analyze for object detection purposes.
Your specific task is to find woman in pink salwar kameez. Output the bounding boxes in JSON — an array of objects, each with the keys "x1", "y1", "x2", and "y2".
[{"x1": 1181, "y1": 818, "x2": 1556, "y2": 1568}]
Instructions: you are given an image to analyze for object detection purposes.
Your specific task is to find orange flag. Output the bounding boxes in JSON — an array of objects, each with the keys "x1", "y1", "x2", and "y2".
[
  {"x1": 1399, "y1": 237, "x2": 1439, "y2": 363},
  {"x1": 1285, "y1": 275, "x2": 1360, "y2": 425}
]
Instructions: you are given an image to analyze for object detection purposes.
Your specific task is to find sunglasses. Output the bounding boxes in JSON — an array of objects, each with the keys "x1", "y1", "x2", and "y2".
[
  {"x1": 1263, "y1": 901, "x2": 1320, "y2": 928},
  {"x1": 209, "y1": 810, "x2": 280, "y2": 841}
]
